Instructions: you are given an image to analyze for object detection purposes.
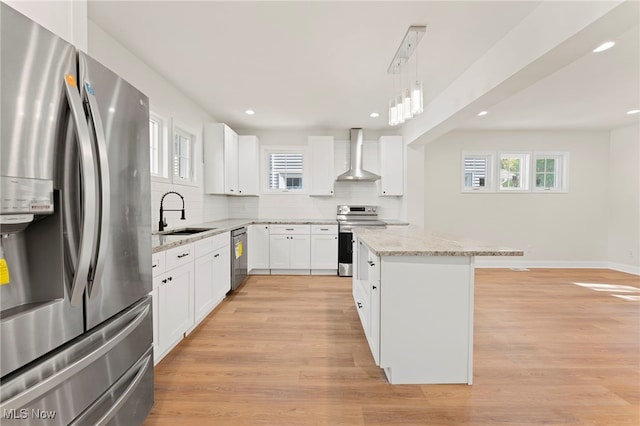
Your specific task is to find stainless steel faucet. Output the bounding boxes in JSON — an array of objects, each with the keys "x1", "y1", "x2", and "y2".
[{"x1": 158, "y1": 191, "x2": 185, "y2": 231}]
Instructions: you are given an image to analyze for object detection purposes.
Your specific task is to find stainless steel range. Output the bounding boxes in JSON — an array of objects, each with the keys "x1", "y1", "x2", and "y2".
[{"x1": 337, "y1": 205, "x2": 386, "y2": 276}]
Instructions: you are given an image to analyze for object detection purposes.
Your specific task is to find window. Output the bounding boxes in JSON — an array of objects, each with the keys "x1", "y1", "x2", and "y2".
[
  {"x1": 172, "y1": 124, "x2": 196, "y2": 185},
  {"x1": 534, "y1": 152, "x2": 568, "y2": 192},
  {"x1": 461, "y1": 150, "x2": 568, "y2": 193},
  {"x1": 499, "y1": 153, "x2": 530, "y2": 191},
  {"x1": 462, "y1": 152, "x2": 494, "y2": 192},
  {"x1": 149, "y1": 112, "x2": 169, "y2": 180},
  {"x1": 263, "y1": 148, "x2": 306, "y2": 192}
]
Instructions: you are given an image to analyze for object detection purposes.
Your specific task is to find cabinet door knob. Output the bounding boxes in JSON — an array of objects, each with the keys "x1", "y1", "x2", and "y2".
[
  {"x1": 167, "y1": 276, "x2": 172, "y2": 281},
  {"x1": 162, "y1": 279, "x2": 167, "y2": 284},
  {"x1": 372, "y1": 285, "x2": 377, "y2": 290},
  {"x1": 368, "y1": 260, "x2": 375, "y2": 266},
  {"x1": 214, "y1": 253, "x2": 220, "y2": 258}
]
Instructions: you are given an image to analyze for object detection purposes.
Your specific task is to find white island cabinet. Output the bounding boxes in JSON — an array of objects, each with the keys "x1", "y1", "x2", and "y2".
[{"x1": 352, "y1": 226, "x2": 522, "y2": 384}]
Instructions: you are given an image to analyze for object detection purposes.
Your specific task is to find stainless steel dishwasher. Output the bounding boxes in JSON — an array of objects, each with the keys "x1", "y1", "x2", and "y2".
[{"x1": 230, "y1": 227, "x2": 248, "y2": 291}]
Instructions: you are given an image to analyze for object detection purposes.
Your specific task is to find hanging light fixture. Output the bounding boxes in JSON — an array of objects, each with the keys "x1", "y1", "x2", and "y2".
[
  {"x1": 411, "y1": 43, "x2": 423, "y2": 115},
  {"x1": 387, "y1": 26, "x2": 426, "y2": 125},
  {"x1": 403, "y1": 61, "x2": 413, "y2": 120}
]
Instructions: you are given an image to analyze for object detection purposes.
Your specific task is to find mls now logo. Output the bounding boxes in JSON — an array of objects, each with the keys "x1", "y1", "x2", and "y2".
[{"x1": 3, "y1": 408, "x2": 57, "y2": 420}]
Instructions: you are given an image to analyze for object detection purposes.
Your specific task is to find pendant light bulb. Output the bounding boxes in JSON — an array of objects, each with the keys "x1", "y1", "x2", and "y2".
[
  {"x1": 389, "y1": 99, "x2": 398, "y2": 126},
  {"x1": 403, "y1": 64, "x2": 413, "y2": 120},
  {"x1": 396, "y1": 94, "x2": 405, "y2": 124},
  {"x1": 411, "y1": 80, "x2": 423, "y2": 115}
]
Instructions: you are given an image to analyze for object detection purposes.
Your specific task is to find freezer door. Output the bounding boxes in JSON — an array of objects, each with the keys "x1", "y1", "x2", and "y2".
[
  {"x1": 0, "y1": 297, "x2": 153, "y2": 426},
  {"x1": 0, "y1": 3, "x2": 84, "y2": 378},
  {"x1": 78, "y1": 53, "x2": 152, "y2": 330}
]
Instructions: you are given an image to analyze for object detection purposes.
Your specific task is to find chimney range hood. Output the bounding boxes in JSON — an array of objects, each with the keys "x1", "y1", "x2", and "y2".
[{"x1": 336, "y1": 128, "x2": 380, "y2": 182}]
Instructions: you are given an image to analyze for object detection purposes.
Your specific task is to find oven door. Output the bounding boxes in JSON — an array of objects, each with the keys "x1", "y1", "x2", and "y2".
[{"x1": 338, "y1": 229, "x2": 353, "y2": 277}]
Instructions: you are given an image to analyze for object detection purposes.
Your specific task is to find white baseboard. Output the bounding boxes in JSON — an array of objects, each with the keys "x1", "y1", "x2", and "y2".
[
  {"x1": 608, "y1": 262, "x2": 640, "y2": 276},
  {"x1": 474, "y1": 258, "x2": 640, "y2": 276}
]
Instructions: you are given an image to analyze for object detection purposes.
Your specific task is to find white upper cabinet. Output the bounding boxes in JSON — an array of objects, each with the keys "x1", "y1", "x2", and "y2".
[
  {"x1": 238, "y1": 135, "x2": 259, "y2": 196},
  {"x1": 378, "y1": 135, "x2": 403, "y2": 196},
  {"x1": 204, "y1": 123, "x2": 259, "y2": 196},
  {"x1": 223, "y1": 126, "x2": 239, "y2": 194},
  {"x1": 308, "y1": 136, "x2": 335, "y2": 196}
]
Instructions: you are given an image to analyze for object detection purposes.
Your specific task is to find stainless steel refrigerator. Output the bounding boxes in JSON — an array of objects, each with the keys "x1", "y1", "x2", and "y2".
[{"x1": 0, "y1": 4, "x2": 153, "y2": 425}]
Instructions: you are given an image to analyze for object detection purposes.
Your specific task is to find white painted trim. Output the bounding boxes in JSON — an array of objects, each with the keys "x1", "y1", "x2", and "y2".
[
  {"x1": 474, "y1": 258, "x2": 609, "y2": 269},
  {"x1": 608, "y1": 262, "x2": 640, "y2": 276}
]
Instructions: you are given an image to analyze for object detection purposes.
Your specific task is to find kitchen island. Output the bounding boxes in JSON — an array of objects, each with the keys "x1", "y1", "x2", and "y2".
[{"x1": 352, "y1": 225, "x2": 522, "y2": 385}]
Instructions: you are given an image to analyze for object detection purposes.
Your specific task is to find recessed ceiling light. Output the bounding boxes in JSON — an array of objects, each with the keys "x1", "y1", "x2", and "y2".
[
  {"x1": 627, "y1": 109, "x2": 640, "y2": 115},
  {"x1": 370, "y1": 112, "x2": 380, "y2": 118},
  {"x1": 477, "y1": 111, "x2": 488, "y2": 116},
  {"x1": 593, "y1": 41, "x2": 615, "y2": 53},
  {"x1": 245, "y1": 109, "x2": 255, "y2": 115}
]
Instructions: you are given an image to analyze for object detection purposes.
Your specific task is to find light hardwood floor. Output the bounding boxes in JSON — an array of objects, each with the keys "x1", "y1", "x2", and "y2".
[{"x1": 144, "y1": 269, "x2": 639, "y2": 426}]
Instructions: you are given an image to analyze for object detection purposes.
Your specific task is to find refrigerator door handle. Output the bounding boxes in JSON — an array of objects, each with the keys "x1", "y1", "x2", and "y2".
[
  {"x1": 63, "y1": 74, "x2": 98, "y2": 307},
  {"x1": 69, "y1": 351, "x2": 152, "y2": 426},
  {"x1": 0, "y1": 303, "x2": 149, "y2": 411},
  {"x1": 83, "y1": 82, "x2": 111, "y2": 297}
]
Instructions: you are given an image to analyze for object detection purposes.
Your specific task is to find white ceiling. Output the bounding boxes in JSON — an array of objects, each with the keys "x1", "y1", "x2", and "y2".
[{"x1": 88, "y1": 1, "x2": 639, "y2": 134}]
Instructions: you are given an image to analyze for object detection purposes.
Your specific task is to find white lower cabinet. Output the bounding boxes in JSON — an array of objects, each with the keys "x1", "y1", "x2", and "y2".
[
  {"x1": 157, "y1": 262, "x2": 193, "y2": 362},
  {"x1": 152, "y1": 232, "x2": 231, "y2": 365},
  {"x1": 269, "y1": 225, "x2": 311, "y2": 274},
  {"x1": 248, "y1": 224, "x2": 270, "y2": 274},
  {"x1": 211, "y1": 245, "x2": 231, "y2": 304},
  {"x1": 193, "y1": 233, "x2": 230, "y2": 325},
  {"x1": 310, "y1": 224, "x2": 338, "y2": 274},
  {"x1": 353, "y1": 236, "x2": 474, "y2": 385}
]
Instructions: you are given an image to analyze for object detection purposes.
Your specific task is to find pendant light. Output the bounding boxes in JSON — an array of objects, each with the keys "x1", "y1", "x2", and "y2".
[
  {"x1": 411, "y1": 44, "x2": 423, "y2": 115},
  {"x1": 386, "y1": 26, "x2": 426, "y2": 126},
  {"x1": 403, "y1": 60, "x2": 413, "y2": 120}
]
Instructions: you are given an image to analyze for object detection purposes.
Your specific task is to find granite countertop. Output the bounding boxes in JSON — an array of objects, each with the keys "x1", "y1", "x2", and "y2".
[
  {"x1": 353, "y1": 225, "x2": 523, "y2": 257},
  {"x1": 152, "y1": 218, "x2": 338, "y2": 253}
]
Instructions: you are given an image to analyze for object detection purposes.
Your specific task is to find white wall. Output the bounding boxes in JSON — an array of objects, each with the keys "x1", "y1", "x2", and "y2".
[
  {"x1": 423, "y1": 130, "x2": 610, "y2": 267},
  {"x1": 227, "y1": 129, "x2": 404, "y2": 220},
  {"x1": 608, "y1": 124, "x2": 640, "y2": 274},
  {"x1": 4, "y1": 0, "x2": 87, "y2": 50},
  {"x1": 87, "y1": 21, "x2": 229, "y2": 230}
]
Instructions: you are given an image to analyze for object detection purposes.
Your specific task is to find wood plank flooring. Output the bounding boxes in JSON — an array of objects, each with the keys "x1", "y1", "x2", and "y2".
[{"x1": 144, "y1": 269, "x2": 640, "y2": 426}]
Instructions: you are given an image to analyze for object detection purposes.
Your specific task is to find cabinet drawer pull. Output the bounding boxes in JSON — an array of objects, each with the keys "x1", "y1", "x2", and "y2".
[
  {"x1": 320, "y1": 228, "x2": 329, "y2": 231},
  {"x1": 285, "y1": 228, "x2": 294, "y2": 231},
  {"x1": 214, "y1": 254, "x2": 220, "y2": 258},
  {"x1": 152, "y1": 264, "x2": 157, "y2": 269},
  {"x1": 357, "y1": 302, "x2": 363, "y2": 309},
  {"x1": 177, "y1": 253, "x2": 189, "y2": 259}
]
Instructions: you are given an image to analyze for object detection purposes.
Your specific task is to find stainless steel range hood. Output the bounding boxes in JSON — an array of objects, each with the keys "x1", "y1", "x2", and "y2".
[{"x1": 336, "y1": 128, "x2": 380, "y2": 182}]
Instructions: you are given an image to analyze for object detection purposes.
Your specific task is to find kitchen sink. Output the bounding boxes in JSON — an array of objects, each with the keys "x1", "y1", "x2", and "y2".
[{"x1": 159, "y1": 227, "x2": 217, "y2": 236}]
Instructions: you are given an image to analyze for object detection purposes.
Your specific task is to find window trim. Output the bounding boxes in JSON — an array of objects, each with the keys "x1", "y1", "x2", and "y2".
[
  {"x1": 461, "y1": 151, "x2": 495, "y2": 193},
  {"x1": 261, "y1": 146, "x2": 309, "y2": 194},
  {"x1": 149, "y1": 111, "x2": 170, "y2": 183},
  {"x1": 532, "y1": 151, "x2": 569, "y2": 193},
  {"x1": 498, "y1": 151, "x2": 531, "y2": 192},
  {"x1": 171, "y1": 120, "x2": 199, "y2": 188}
]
